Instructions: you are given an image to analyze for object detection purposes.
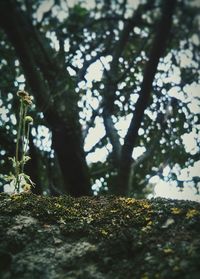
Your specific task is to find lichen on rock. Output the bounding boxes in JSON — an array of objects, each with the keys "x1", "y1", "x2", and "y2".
[{"x1": 0, "y1": 193, "x2": 200, "y2": 278}]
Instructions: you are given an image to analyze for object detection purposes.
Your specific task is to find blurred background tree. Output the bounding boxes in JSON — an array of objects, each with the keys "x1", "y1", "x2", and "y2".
[{"x1": 0, "y1": 0, "x2": 199, "y2": 198}]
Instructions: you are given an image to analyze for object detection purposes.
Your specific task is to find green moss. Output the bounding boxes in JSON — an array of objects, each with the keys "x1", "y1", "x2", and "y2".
[{"x1": 0, "y1": 193, "x2": 200, "y2": 279}]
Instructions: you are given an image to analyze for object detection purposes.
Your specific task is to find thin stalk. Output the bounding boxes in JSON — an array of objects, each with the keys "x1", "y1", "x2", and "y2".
[
  {"x1": 15, "y1": 100, "x2": 24, "y2": 192},
  {"x1": 21, "y1": 122, "x2": 31, "y2": 173},
  {"x1": 21, "y1": 104, "x2": 28, "y2": 173}
]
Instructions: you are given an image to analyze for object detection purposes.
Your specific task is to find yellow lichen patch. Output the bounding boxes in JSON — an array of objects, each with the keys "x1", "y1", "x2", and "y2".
[
  {"x1": 142, "y1": 203, "x2": 151, "y2": 209},
  {"x1": 138, "y1": 200, "x2": 151, "y2": 210},
  {"x1": 118, "y1": 197, "x2": 136, "y2": 207},
  {"x1": 54, "y1": 203, "x2": 62, "y2": 208},
  {"x1": 186, "y1": 209, "x2": 199, "y2": 219},
  {"x1": 11, "y1": 194, "x2": 22, "y2": 200},
  {"x1": 171, "y1": 207, "x2": 182, "y2": 215},
  {"x1": 125, "y1": 198, "x2": 136, "y2": 205}
]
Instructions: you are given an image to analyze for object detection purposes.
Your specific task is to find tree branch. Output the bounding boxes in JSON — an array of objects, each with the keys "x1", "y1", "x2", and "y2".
[{"x1": 101, "y1": 1, "x2": 156, "y2": 166}]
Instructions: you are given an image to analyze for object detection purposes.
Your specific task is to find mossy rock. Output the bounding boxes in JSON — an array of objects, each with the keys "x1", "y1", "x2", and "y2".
[{"x1": 0, "y1": 193, "x2": 200, "y2": 279}]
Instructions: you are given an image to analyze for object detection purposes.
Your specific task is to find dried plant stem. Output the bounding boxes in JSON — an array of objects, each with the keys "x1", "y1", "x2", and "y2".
[
  {"x1": 21, "y1": 122, "x2": 31, "y2": 173},
  {"x1": 15, "y1": 100, "x2": 24, "y2": 192},
  {"x1": 21, "y1": 105, "x2": 28, "y2": 173}
]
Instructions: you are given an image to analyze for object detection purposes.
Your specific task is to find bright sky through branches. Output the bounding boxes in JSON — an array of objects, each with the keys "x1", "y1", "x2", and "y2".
[{"x1": 82, "y1": 55, "x2": 200, "y2": 202}]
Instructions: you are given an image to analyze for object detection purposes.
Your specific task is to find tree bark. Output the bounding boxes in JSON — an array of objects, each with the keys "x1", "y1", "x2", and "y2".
[
  {"x1": 115, "y1": 0, "x2": 177, "y2": 195},
  {"x1": 0, "y1": 0, "x2": 91, "y2": 196}
]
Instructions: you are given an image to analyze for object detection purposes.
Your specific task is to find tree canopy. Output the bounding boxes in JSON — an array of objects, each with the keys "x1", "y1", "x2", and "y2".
[{"x1": 0, "y1": 0, "x2": 199, "y2": 197}]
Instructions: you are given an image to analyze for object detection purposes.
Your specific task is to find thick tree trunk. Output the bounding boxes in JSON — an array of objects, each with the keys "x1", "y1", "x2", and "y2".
[
  {"x1": 0, "y1": 0, "x2": 91, "y2": 196},
  {"x1": 115, "y1": 0, "x2": 176, "y2": 196}
]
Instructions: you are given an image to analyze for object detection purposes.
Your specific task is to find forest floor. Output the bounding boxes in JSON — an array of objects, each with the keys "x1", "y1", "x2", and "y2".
[{"x1": 0, "y1": 192, "x2": 200, "y2": 279}]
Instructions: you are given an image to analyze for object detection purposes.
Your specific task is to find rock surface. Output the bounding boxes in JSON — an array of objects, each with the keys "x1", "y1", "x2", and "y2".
[{"x1": 0, "y1": 193, "x2": 200, "y2": 279}]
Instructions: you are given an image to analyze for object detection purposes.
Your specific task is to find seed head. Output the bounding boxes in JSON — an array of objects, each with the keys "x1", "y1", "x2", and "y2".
[
  {"x1": 23, "y1": 95, "x2": 33, "y2": 105},
  {"x1": 17, "y1": 90, "x2": 29, "y2": 98},
  {"x1": 17, "y1": 90, "x2": 33, "y2": 105}
]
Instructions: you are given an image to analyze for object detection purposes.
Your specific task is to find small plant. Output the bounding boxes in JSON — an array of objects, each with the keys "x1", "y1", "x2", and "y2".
[{"x1": 4, "y1": 90, "x2": 34, "y2": 193}]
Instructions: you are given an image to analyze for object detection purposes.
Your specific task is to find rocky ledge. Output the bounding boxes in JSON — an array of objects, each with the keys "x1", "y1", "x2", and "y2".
[{"x1": 0, "y1": 193, "x2": 199, "y2": 279}]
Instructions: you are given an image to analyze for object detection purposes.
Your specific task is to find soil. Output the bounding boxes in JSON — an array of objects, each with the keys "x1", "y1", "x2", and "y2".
[{"x1": 0, "y1": 193, "x2": 199, "y2": 279}]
